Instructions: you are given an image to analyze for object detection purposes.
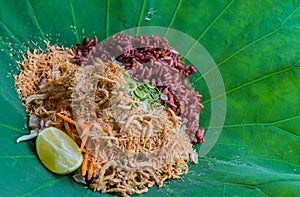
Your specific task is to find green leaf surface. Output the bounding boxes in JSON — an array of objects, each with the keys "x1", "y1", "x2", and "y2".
[{"x1": 1, "y1": 0, "x2": 300, "y2": 196}]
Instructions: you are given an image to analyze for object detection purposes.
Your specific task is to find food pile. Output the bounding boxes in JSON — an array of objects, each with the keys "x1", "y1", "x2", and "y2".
[
  {"x1": 15, "y1": 33, "x2": 204, "y2": 196},
  {"x1": 75, "y1": 33, "x2": 204, "y2": 143}
]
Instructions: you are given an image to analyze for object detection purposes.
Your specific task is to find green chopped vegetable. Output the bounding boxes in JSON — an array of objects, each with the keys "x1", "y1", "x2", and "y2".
[{"x1": 125, "y1": 76, "x2": 161, "y2": 110}]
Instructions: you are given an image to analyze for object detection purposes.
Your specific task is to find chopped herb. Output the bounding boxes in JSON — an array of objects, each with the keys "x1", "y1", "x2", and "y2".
[{"x1": 125, "y1": 77, "x2": 161, "y2": 110}]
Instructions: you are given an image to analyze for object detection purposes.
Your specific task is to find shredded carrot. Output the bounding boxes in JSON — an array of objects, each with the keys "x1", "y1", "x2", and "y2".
[
  {"x1": 63, "y1": 121, "x2": 76, "y2": 141},
  {"x1": 87, "y1": 157, "x2": 94, "y2": 180},
  {"x1": 82, "y1": 153, "x2": 88, "y2": 177},
  {"x1": 56, "y1": 113, "x2": 76, "y2": 125}
]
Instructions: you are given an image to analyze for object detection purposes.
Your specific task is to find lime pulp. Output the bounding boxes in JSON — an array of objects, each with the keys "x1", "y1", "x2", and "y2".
[{"x1": 36, "y1": 127, "x2": 83, "y2": 174}]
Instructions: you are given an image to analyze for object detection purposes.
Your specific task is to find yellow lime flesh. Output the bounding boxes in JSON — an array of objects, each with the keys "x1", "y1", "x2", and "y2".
[{"x1": 36, "y1": 127, "x2": 83, "y2": 174}]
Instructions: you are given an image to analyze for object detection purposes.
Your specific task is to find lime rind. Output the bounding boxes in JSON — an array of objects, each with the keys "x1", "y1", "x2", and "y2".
[{"x1": 36, "y1": 127, "x2": 83, "y2": 174}]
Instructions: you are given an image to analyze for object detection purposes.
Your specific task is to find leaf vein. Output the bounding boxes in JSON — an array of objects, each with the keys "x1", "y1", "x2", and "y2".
[
  {"x1": 0, "y1": 84, "x2": 23, "y2": 110},
  {"x1": 203, "y1": 61, "x2": 299, "y2": 104},
  {"x1": 183, "y1": 0, "x2": 236, "y2": 58},
  {"x1": 166, "y1": 0, "x2": 182, "y2": 29},
  {"x1": 0, "y1": 123, "x2": 25, "y2": 133},
  {"x1": 0, "y1": 155, "x2": 35, "y2": 159},
  {"x1": 26, "y1": 0, "x2": 47, "y2": 41},
  {"x1": 273, "y1": 125, "x2": 300, "y2": 138},
  {"x1": 195, "y1": 5, "x2": 300, "y2": 82},
  {"x1": 184, "y1": 0, "x2": 236, "y2": 58},
  {"x1": 197, "y1": 0, "x2": 236, "y2": 42},
  {"x1": 196, "y1": 28, "x2": 280, "y2": 82},
  {"x1": 69, "y1": 0, "x2": 80, "y2": 42},
  {"x1": 137, "y1": 0, "x2": 146, "y2": 28},
  {"x1": 206, "y1": 115, "x2": 300, "y2": 129},
  {"x1": 106, "y1": 0, "x2": 111, "y2": 38},
  {"x1": 0, "y1": 20, "x2": 22, "y2": 44},
  {"x1": 186, "y1": 174, "x2": 259, "y2": 190},
  {"x1": 18, "y1": 177, "x2": 68, "y2": 197}
]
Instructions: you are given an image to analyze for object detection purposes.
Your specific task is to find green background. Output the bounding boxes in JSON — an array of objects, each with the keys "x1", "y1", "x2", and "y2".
[{"x1": 0, "y1": 0, "x2": 300, "y2": 196}]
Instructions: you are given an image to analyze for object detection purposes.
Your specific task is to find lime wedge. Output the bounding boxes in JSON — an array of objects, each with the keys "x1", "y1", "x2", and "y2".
[{"x1": 36, "y1": 127, "x2": 83, "y2": 174}]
